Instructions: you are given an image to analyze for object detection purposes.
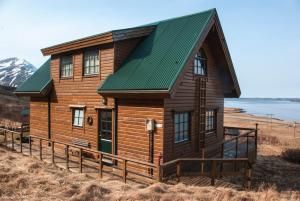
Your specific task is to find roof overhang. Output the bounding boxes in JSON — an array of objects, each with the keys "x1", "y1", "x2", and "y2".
[
  {"x1": 15, "y1": 79, "x2": 53, "y2": 97},
  {"x1": 99, "y1": 89, "x2": 170, "y2": 99},
  {"x1": 41, "y1": 26, "x2": 156, "y2": 56}
]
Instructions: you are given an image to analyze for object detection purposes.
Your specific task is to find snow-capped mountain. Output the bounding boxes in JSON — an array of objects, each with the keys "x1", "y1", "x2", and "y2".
[{"x1": 0, "y1": 57, "x2": 36, "y2": 87}]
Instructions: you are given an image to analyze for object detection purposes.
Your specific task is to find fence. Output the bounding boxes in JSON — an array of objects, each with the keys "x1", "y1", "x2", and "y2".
[
  {"x1": 0, "y1": 124, "x2": 257, "y2": 189},
  {"x1": 0, "y1": 126, "x2": 158, "y2": 184}
]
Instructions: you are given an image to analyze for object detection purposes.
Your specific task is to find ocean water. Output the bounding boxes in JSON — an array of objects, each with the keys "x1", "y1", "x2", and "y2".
[{"x1": 224, "y1": 98, "x2": 300, "y2": 122}]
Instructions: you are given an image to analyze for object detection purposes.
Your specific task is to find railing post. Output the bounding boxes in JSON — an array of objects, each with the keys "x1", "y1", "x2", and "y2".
[
  {"x1": 20, "y1": 125, "x2": 23, "y2": 153},
  {"x1": 39, "y1": 139, "x2": 42, "y2": 160},
  {"x1": 255, "y1": 123, "x2": 258, "y2": 160},
  {"x1": 158, "y1": 153, "x2": 163, "y2": 182},
  {"x1": 99, "y1": 153, "x2": 103, "y2": 178},
  {"x1": 235, "y1": 137, "x2": 238, "y2": 171},
  {"x1": 4, "y1": 130, "x2": 7, "y2": 147},
  {"x1": 51, "y1": 141, "x2": 55, "y2": 165},
  {"x1": 246, "y1": 132, "x2": 249, "y2": 158},
  {"x1": 29, "y1": 136, "x2": 32, "y2": 156},
  {"x1": 176, "y1": 161, "x2": 181, "y2": 183},
  {"x1": 66, "y1": 145, "x2": 69, "y2": 170},
  {"x1": 11, "y1": 132, "x2": 14, "y2": 150},
  {"x1": 211, "y1": 160, "x2": 216, "y2": 186},
  {"x1": 123, "y1": 159, "x2": 127, "y2": 183},
  {"x1": 201, "y1": 148, "x2": 205, "y2": 173},
  {"x1": 244, "y1": 163, "x2": 252, "y2": 190},
  {"x1": 79, "y1": 148, "x2": 83, "y2": 173}
]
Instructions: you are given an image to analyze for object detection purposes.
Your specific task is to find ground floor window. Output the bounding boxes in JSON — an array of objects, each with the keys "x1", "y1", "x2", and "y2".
[
  {"x1": 174, "y1": 112, "x2": 190, "y2": 143},
  {"x1": 73, "y1": 108, "x2": 84, "y2": 127},
  {"x1": 205, "y1": 109, "x2": 217, "y2": 135}
]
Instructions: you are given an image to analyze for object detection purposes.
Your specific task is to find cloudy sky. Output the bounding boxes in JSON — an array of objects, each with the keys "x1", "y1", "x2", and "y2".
[{"x1": 0, "y1": 0, "x2": 299, "y2": 98}]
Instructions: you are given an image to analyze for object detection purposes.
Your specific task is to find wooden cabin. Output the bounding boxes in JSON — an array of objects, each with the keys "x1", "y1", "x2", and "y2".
[{"x1": 15, "y1": 9, "x2": 240, "y2": 177}]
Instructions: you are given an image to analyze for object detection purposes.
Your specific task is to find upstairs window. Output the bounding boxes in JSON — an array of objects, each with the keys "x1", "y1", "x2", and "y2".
[
  {"x1": 73, "y1": 108, "x2": 84, "y2": 127},
  {"x1": 83, "y1": 50, "x2": 100, "y2": 75},
  {"x1": 60, "y1": 55, "x2": 73, "y2": 78},
  {"x1": 205, "y1": 109, "x2": 217, "y2": 135},
  {"x1": 194, "y1": 48, "x2": 207, "y2": 76},
  {"x1": 174, "y1": 112, "x2": 190, "y2": 143}
]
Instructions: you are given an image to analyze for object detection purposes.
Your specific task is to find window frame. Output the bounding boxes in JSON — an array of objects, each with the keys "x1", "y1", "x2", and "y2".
[
  {"x1": 205, "y1": 109, "x2": 217, "y2": 135},
  {"x1": 72, "y1": 108, "x2": 84, "y2": 127},
  {"x1": 194, "y1": 48, "x2": 207, "y2": 76},
  {"x1": 83, "y1": 49, "x2": 100, "y2": 76},
  {"x1": 174, "y1": 111, "x2": 191, "y2": 143},
  {"x1": 60, "y1": 55, "x2": 73, "y2": 78}
]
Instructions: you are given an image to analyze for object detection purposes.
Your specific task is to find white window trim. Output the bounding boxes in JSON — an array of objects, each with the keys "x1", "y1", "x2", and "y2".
[{"x1": 72, "y1": 108, "x2": 85, "y2": 127}]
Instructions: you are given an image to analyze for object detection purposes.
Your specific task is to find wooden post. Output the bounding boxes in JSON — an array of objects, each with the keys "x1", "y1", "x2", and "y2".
[
  {"x1": 79, "y1": 148, "x2": 83, "y2": 173},
  {"x1": 66, "y1": 145, "x2": 69, "y2": 170},
  {"x1": 11, "y1": 132, "x2": 14, "y2": 150},
  {"x1": 29, "y1": 136, "x2": 32, "y2": 156},
  {"x1": 39, "y1": 139, "x2": 42, "y2": 160},
  {"x1": 99, "y1": 153, "x2": 103, "y2": 178},
  {"x1": 158, "y1": 153, "x2": 163, "y2": 182},
  {"x1": 201, "y1": 148, "x2": 205, "y2": 173},
  {"x1": 293, "y1": 122, "x2": 296, "y2": 138},
  {"x1": 234, "y1": 137, "x2": 238, "y2": 171},
  {"x1": 20, "y1": 125, "x2": 23, "y2": 153},
  {"x1": 123, "y1": 159, "x2": 127, "y2": 183},
  {"x1": 4, "y1": 130, "x2": 7, "y2": 147},
  {"x1": 176, "y1": 161, "x2": 181, "y2": 183},
  {"x1": 244, "y1": 164, "x2": 252, "y2": 190},
  {"x1": 211, "y1": 160, "x2": 216, "y2": 186},
  {"x1": 246, "y1": 132, "x2": 249, "y2": 158},
  {"x1": 255, "y1": 123, "x2": 258, "y2": 160},
  {"x1": 51, "y1": 141, "x2": 55, "y2": 165}
]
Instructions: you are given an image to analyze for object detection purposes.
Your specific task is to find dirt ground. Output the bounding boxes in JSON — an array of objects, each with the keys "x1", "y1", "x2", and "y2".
[{"x1": 0, "y1": 108, "x2": 299, "y2": 201}]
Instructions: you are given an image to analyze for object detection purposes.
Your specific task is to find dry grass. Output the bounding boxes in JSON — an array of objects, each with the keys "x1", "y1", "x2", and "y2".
[
  {"x1": 0, "y1": 146, "x2": 299, "y2": 201},
  {"x1": 281, "y1": 148, "x2": 300, "y2": 164},
  {"x1": 0, "y1": 108, "x2": 300, "y2": 200}
]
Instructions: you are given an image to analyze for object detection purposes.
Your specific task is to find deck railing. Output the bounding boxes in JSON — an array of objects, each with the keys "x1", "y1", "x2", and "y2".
[
  {"x1": 159, "y1": 125, "x2": 258, "y2": 189},
  {"x1": 0, "y1": 124, "x2": 258, "y2": 188},
  {"x1": 0, "y1": 126, "x2": 157, "y2": 183}
]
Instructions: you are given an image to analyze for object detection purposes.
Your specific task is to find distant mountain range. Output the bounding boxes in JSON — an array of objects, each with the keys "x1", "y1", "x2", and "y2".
[{"x1": 0, "y1": 57, "x2": 36, "y2": 87}]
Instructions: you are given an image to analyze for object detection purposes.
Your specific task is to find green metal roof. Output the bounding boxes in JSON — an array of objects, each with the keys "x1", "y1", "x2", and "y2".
[
  {"x1": 15, "y1": 59, "x2": 52, "y2": 95},
  {"x1": 98, "y1": 9, "x2": 215, "y2": 92}
]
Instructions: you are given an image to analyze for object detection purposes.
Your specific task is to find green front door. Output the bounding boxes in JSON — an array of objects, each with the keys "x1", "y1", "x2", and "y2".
[{"x1": 99, "y1": 110, "x2": 112, "y2": 153}]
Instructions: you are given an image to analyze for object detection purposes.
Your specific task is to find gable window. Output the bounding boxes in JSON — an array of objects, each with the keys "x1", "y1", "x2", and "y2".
[
  {"x1": 60, "y1": 55, "x2": 73, "y2": 78},
  {"x1": 174, "y1": 112, "x2": 190, "y2": 143},
  {"x1": 194, "y1": 48, "x2": 207, "y2": 76},
  {"x1": 83, "y1": 50, "x2": 100, "y2": 75},
  {"x1": 73, "y1": 108, "x2": 84, "y2": 127},
  {"x1": 205, "y1": 109, "x2": 217, "y2": 135}
]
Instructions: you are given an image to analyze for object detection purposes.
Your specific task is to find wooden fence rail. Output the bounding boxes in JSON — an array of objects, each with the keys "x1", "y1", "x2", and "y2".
[
  {"x1": 0, "y1": 127, "x2": 157, "y2": 183},
  {"x1": 0, "y1": 124, "x2": 257, "y2": 189}
]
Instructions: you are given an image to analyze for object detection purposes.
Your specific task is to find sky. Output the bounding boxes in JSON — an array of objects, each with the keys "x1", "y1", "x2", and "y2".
[{"x1": 0, "y1": 0, "x2": 299, "y2": 98}]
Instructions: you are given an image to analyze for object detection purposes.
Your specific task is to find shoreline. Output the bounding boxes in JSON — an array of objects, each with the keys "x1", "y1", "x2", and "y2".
[{"x1": 224, "y1": 107, "x2": 298, "y2": 124}]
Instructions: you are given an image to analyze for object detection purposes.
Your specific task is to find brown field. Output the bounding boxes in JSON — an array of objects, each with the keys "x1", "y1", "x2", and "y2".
[{"x1": 0, "y1": 108, "x2": 300, "y2": 201}]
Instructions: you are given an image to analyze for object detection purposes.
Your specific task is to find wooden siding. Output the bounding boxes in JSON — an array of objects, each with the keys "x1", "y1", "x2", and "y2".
[
  {"x1": 117, "y1": 99, "x2": 164, "y2": 168},
  {"x1": 30, "y1": 97, "x2": 49, "y2": 138},
  {"x1": 114, "y1": 38, "x2": 142, "y2": 71},
  {"x1": 163, "y1": 30, "x2": 224, "y2": 162}
]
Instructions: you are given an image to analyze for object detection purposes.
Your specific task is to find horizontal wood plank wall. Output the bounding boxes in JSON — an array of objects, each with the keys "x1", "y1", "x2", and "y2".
[
  {"x1": 117, "y1": 99, "x2": 164, "y2": 176},
  {"x1": 163, "y1": 35, "x2": 224, "y2": 162},
  {"x1": 203, "y1": 40, "x2": 224, "y2": 158},
  {"x1": 48, "y1": 43, "x2": 115, "y2": 149},
  {"x1": 30, "y1": 97, "x2": 49, "y2": 138},
  {"x1": 114, "y1": 38, "x2": 142, "y2": 71}
]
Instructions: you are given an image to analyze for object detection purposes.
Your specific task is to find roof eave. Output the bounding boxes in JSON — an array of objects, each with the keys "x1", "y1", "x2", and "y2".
[
  {"x1": 98, "y1": 89, "x2": 170, "y2": 98},
  {"x1": 15, "y1": 79, "x2": 53, "y2": 97},
  {"x1": 41, "y1": 26, "x2": 156, "y2": 56}
]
